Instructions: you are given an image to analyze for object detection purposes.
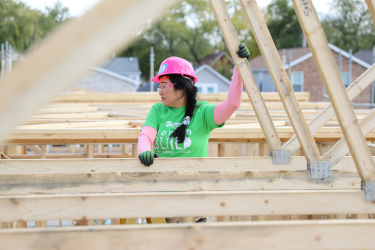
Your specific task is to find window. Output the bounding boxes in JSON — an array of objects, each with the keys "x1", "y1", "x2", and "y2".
[
  {"x1": 196, "y1": 84, "x2": 218, "y2": 93},
  {"x1": 291, "y1": 72, "x2": 303, "y2": 92},
  {"x1": 340, "y1": 72, "x2": 350, "y2": 88}
]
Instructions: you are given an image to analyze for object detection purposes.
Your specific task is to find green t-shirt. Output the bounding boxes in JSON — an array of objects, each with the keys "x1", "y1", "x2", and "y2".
[{"x1": 143, "y1": 101, "x2": 224, "y2": 158}]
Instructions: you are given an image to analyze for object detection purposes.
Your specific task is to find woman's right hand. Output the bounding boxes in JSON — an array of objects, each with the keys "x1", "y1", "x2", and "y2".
[{"x1": 138, "y1": 151, "x2": 158, "y2": 167}]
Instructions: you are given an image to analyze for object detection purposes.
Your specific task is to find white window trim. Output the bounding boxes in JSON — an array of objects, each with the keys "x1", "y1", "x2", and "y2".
[
  {"x1": 291, "y1": 71, "x2": 304, "y2": 92},
  {"x1": 196, "y1": 83, "x2": 218, "y2": 93}
]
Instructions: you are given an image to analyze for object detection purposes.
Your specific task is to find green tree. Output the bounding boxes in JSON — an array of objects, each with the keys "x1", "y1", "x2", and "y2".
[
  {"x1": 321, "y1": 0, "x2": 375, "y2": 53},
  {"x1": 265, "y1": 0, "x2": 303, "y2": 49},
  {"x1": 120, "y1": 0, "x2": 217, "y2": 81},
  {"x1": 120, "y1": 0, "x2": 262, "y2": 81},
  {"x1": 0, "y1": 0, "x2": 71, "y2": 52}
]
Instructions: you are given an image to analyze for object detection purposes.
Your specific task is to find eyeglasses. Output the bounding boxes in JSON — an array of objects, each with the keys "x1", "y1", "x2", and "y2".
[{"x1": 157, "y1": 84, "x2": 175, "y2": 93}]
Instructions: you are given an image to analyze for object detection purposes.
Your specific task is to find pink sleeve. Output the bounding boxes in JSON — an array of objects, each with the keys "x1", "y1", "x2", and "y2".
[
  {"x1": 213, "y1": 66, "x2": 243, "y2": 125},
  {"x1": 137, "y1": 126, "x2": 157, "y2": 156}
]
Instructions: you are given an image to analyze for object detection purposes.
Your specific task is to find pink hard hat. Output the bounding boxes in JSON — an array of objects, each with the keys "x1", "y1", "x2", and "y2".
[{"x1": 151, "y1": 56, "x2": 198, "y2": 83}]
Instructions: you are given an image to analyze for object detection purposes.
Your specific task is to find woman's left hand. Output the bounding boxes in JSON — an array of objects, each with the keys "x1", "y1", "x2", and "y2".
[{"x1": 237, "y1": 43, "x2": 250, "y2": 60}]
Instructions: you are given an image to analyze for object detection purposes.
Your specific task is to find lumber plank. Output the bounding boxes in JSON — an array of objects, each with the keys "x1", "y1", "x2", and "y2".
[
  {"x1": 0, "y1": 169, "x2": 360, "y2": 195},
  {"x1": 0, "y1": 153, "x2": 9, "y2": 160},
  {"x1": 239, "y1": 0, "x2": 320, "y2": 164},
  {"x1": 2, "y1": 221, "x2": 375, "y2": 250},
  {"x1": 366, "y1": 0, "x2": 375, "y2": 27},
  {"x1": 209, "y1": 0, "x2": 281, "y2": 152},
  {"x1": 0, "y1": 0, "x2": 178, "y2": 144},
  {"x1": 282, "y1": 64, "x2": 375, "y2": 153},
  {"x1": 322, "y1": 109, "x2": 375, "y2": 166},
  {"x1": 292, "y1": 0, "x2": 375, "y2": 181},
  {"x1": 7, "y1": 126, "x2": 375, "y2": 144},
  {"x1": 0, "y1": 156, "x2": 368, "y2": 174},
  {"x1": 0, "y1": 191, "x2": 375, "y2": 222}
]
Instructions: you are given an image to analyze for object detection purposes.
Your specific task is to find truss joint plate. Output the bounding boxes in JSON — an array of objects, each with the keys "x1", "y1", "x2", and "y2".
[
  {"x1": 272, "y1": 150, "x2": 291, "y2": 164},
  {"x1": 310, "y1": 161, "x2": 331, "y2": 178}
]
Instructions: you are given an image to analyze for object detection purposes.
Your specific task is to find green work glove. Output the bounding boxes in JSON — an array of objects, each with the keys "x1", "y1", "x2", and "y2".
[
  {"x1": 237, "y1": 43, "x2": 250, "y2": 60},
  {"x1": 138, "y1": 151, "x2": 158, "y2": 167}
]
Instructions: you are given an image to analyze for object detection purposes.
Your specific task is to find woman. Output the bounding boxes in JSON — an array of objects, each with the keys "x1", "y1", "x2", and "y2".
[{"x1": 138, "y1": 44, "x2": 250, "y2": 166}]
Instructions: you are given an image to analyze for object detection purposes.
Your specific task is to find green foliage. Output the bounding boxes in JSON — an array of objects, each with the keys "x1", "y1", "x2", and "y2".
[
  {"x1": 120, "y1": 0, "x2": 218, "y2": 81},
  {"x1": 321, "y1": 0, "x2": 375, "y2": 53},
  {"x1": 265, "y1": 0, "x2": 303, "y2": 49},
  {"x1": 0, "y1": 0, "x2": 71, "y2": 52},
  {"x1": 120, "y1": 0, "x2": 263, "y2": 81}
]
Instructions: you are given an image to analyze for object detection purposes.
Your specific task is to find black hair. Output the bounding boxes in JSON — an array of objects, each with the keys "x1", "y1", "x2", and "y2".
[{"x1": 167, "y1": 74, "x2": 199, "y2": 143}]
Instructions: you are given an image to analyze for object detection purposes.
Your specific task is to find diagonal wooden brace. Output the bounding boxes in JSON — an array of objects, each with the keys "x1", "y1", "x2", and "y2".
[
  {"x1": 239, "y1": 0, "x2": 320, "y2": 165},
  {"x1": 209, "y1": 0, "x2": 281, "y2": 153}
]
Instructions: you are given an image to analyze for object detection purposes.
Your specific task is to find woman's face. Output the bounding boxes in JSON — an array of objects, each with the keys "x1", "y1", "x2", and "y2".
[{"x1": 158, "y1": 76, "x2": 186, "y2": 108}]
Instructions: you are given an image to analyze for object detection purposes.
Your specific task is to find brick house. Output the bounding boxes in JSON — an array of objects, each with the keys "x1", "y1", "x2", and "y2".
[
  {"x1": 249, "y1": 44, "x2": 372, "y2": 104},
  {"x1": 199, "y1": 51, "x2": 234, "y2": 80}
]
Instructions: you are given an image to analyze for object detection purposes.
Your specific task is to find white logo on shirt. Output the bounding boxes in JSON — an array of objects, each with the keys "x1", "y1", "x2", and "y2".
[{"x1": 166, "y1": 121, "x2": 182, "y2": 129}]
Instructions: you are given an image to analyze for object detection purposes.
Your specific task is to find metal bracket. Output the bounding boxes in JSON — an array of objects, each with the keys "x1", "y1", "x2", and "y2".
[
  {"x1": 272, "y1": 150, "x2": 291, "y2": 164},
  {"x1": 365, "y1": 181, "x2": 375, "y2": 201},
  {"x1": 310, "y1": 161, "x2": 331, "y2": 178}
]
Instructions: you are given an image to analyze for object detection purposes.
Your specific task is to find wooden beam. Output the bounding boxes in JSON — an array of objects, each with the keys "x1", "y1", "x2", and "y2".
[
  {"x1": 40, "y1": 145, "x2": 47, "y2": 159},
  {"x1": 0, "y1": 153, "x2": 9, "y2": 159},
  {"x1": 10, "y1": 125, "x2": 375, "y2": 144},
  {"x1": 0, "y1": 0, "x2": 179, "y2": 144},
  {"x1": 18, "y1": 121, "x2": 131, "y2": 129},
  {"x1": 0, "y1": 156, "x2": 368, "y2": 174},
  {"x1": 366, "y1": 0, "x2": 375, "y2": 27},
  {"x1": 0, "y1": 169, "x2": 360, "y2": 195},
  {"x1": 322, "y1": 109, "x2": 375, "y2": 166},
  {"x1": 1, "y1": 221, "x2": 375, "y2": 250},
  {"x1": 368, "y1": 143, "x2": 375, "y2": 155},
  {"x1": 209, "y1": 0, "x2": 281, "y2": 152},
  {"x1": 283, "y1": 64, "x2": 375, "y2": 153},
  {"x1": 239, "y1": 0, "x2": 320, "y2": 165},
  {"x1": 25, "y1": 145, "x2": 41, "y2": 155},
  {"x1": 292, "y1": 0, "x2": 375, "y2": 181},
  {"x1": 0, "y1": 190, "x2": 374, "y2": 222},
  {"x1": 7, "y1": 153, "x2": 131, "y2": 159}
]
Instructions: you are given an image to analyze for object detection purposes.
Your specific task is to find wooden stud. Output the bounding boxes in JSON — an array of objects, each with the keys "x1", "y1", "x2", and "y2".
[
  {"x1": 322, "y1": 109, "x2": 375, "y2": 166},
  {"x1": 122, "y1": 144, "x2": 129, "y2": 155},
  {"x1": 40, "y1": 145, "x2": 47, "y2": 159},
  {"x1": 366, "y1": 0, "x2": 375, "y2": 26},
  {"x1": 87, "y1": 145, "x2": 94, "y2": 159},
  {"x1": 292, "y1": 0, "x2": 375, "y2": 182},
  {"x1": 26, "y1": 145, "x2": 41, "y2": 155},
  {"x1": 218, "y1": 143, "x2": 225, "y2": 157},
  {"x1": 111, "y1": 219, "x2": 120, "y2": 225},
  {"x1": 98, "y1": 144, "x2": 103, "y2": 154},
  {"x1": 132, "y1": 144, "x2": 138, "y2": 158},
  {"x1": 125, "y1": 218, "x2": 137, "y2": 224},
  {"x1": 283, "y1": 64, "x2": 375, "y2": 154},
  {"x1": 209, "y1": 0, "x2": 281, "y2": 153},
  {"x1": 239, "y1": 0, "x2": 320, "y2": 165}
]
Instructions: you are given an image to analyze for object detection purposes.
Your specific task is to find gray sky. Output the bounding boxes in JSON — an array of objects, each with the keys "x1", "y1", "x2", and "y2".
[{"x1": 21, "y1": 0, "x2": 332, "y2": 17}]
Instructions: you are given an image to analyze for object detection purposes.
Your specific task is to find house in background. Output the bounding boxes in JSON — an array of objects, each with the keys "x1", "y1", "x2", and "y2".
[
  {"x1": 72, "y1": 57, "x2": 142, "y2": 92},
  {"x1": 249, "y1": 44, "x2": 372, "y2": 105},
  {"x1": 137, "y1": 64, "x2": 231, "y2": 93},
  {"x1": 102, "y1": 57, "x2": 142, "y2": 81},
  {"x1": 199, "y1": 51, "x2": 234, "y2": 80},
  {"x1": 194, "y1": 64, "x2": 230, "y2": 93},
  {"x1": 354, "y1": 49, "x2": 374, "y2": 65}
]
